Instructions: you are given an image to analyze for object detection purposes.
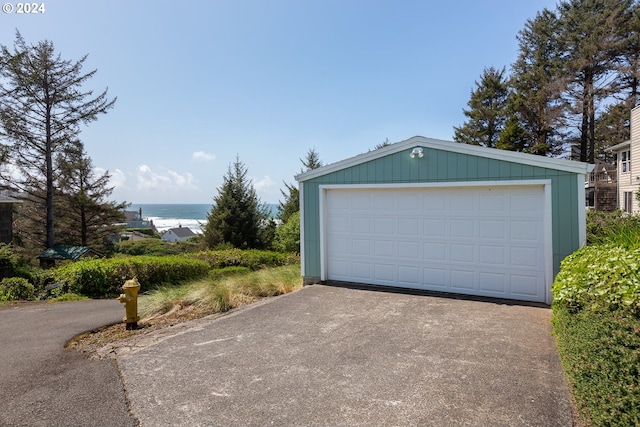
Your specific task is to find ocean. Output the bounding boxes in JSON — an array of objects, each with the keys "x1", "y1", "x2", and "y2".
[{"x1": 132, "y1": 204, "x2": 279, "y2": 234}]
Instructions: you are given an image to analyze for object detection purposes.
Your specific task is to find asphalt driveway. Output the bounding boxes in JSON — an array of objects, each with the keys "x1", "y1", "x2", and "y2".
[
  {"x1": 0, "y1": 299, "x2": 133, "y2": 427},
  {"x1": 119, "y1": 284, "x2": 572, "y2": 426}
]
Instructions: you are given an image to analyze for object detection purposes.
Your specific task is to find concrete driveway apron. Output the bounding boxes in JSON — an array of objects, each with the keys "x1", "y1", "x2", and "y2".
[{"x1": 119, "y1": 284, "x2": 572, "y2": 427}]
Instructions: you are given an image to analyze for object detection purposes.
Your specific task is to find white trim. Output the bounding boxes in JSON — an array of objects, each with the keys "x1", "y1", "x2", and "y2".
[
  {"x1": 299, "y1": 183, "x2": 305, "y2": 277},
  {"x1": 296, "y1": 136, "x2": 593, "y2": 182},
  {"x1": 319, "y1": 180, "x2": 554, "y2": 304},
  {"x1": 577, "y1": 174, "x2": 587, "y2": 248},
  {"x1": 543, "y1": 182, "x2": 554, "y2": 305}
]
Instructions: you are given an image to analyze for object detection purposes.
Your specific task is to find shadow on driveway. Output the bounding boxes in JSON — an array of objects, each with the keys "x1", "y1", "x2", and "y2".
[{"x1": 120, "y1": 284, "x2": 572, "y2": 427}]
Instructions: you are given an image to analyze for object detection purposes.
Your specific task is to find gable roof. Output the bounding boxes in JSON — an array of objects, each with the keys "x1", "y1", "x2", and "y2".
[
  {"x1": 606, "y1": 140, "x2": 631, "y2": 152},
  {"x1": 37, "y1": 245, "x2": 103, "y2": 261},
  {"x1": 164, "y1": 227, "x2": 196, "y2": 238},
  {"x1": 296, "y1": 136, "x2": 593, "y2": 182},
  {"x1": 0, "y1": 195, "x2": 21, "y2": 204}
]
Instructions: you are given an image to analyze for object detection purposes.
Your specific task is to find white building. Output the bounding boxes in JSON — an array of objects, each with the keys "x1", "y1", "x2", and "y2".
[{"x1": 161, "y1": 226, "x2": 197, "y2": 243}]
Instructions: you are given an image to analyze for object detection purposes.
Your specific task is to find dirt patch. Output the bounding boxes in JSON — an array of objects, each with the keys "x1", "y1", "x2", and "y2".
[{"x1": 66, "y1": 304, "x2": 229, "y2": 359}]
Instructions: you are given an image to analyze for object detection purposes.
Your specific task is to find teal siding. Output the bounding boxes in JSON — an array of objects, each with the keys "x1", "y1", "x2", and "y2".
[{"x1": 301, "y1": 147, "x2": 581, "y2": 281}]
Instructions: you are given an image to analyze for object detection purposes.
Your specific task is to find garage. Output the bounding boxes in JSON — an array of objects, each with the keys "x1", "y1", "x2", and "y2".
[{"x1": 296, "y1": 136, "x2": 593, "y2": 304}]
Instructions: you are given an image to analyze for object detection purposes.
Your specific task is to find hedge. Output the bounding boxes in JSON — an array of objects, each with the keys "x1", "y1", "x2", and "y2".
[
  {"x1": 192, "y1": 249, "x2": 299, "y2": 270},
  {"x1": 52, "y1": 255, "x2": 210, "y2": 298}
]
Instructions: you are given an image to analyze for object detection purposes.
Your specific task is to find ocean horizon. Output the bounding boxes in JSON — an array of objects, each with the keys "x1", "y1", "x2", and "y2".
[{"x1": 130, "y1": 203, "x2": 279, "y2": 234}]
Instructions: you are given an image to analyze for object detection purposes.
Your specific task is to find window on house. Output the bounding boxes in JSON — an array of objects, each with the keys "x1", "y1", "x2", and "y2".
[
  {"x1": 624, "y1": 191, "x2": 634, "y2": 213},
  {"x1": 621, "y1": 150, "x2": 631, "y2": 173}
]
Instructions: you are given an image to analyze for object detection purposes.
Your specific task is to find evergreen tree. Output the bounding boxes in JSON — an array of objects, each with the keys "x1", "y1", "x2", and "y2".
[
  {"x1": 509, "y1": 8, "x2": 567, "y2": 156},
  {"x1": 203, "y1": 156, "x2": 266, "y2": 249},
  {"x1": 0, "y1": 32, "x2": 115, "y2": 249},
  {"x1": 55, "y1": 140, "x2": 126, "y2": 250},
  {"x1": 277, "y1": 148, "x2": 323, "y2": 223},
  {"x1": 557, "y1": 0, "x2": 634, "y2": 162},
  {"x1": 453, "y1": 67, "x2": 510, "y2": 148}
]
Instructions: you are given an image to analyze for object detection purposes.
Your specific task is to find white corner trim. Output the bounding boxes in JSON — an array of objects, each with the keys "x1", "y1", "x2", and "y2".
[
  {"x1": 577, "y1": 174, "x2": 587, "y2": 248},
  {"x1": 299, "y1": 183, "x2": 305, "y2": 277},
  {"x1": 543, "y1": 182, "x2": 554, "y2": 305}
]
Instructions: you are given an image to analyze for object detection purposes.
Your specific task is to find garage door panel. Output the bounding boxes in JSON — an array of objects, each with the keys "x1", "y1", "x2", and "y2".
[
  {"x1": 450, "y1": 243, "x2": 475, "y2": 263},
  {"x1": 423, "y1": 219, "x2": 447, "y2": 237},
  {"x1": 325, "y1": 186, "x2": 547, "y2": 303}
]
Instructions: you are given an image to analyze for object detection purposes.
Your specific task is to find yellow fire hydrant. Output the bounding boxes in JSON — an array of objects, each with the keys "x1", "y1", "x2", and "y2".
[{"x1": 118, "y1": 277, "x2": 140, "y2": 330}]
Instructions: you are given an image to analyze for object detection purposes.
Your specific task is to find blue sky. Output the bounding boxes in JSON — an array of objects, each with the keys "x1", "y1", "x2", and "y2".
[{"x1": 1, "y1": 0, "x2": 558, "y2": 204}]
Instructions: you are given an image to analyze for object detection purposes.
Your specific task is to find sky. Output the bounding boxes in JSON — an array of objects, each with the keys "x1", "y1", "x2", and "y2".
[{"x1": 0, "y1": 0, "x2": 560, "y2": 204}]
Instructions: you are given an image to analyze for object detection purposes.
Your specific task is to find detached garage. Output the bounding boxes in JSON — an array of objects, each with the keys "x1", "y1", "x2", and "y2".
[{"x1": 295, "y1": 136, "x2": 593, "y2": 305}]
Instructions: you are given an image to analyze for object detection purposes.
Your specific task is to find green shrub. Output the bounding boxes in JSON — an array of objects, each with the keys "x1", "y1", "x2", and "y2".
[
  {"x1": 52, "y1": 255, "x2": 210, "y2": 298},
  {"x1": 552, "y1": 244, "x2": 640, "y2": 313},
  {"x1": 208, "y1": 266, "x2": 251, "y2": 281},
  {"x1": 192, "y1": 249, "x2": 299, "y2": 270},
  {"x1": 552, "y1": 307, "x2": 640, "y2": 427},
  {"x1": 0, "y1": 277, "x2": 35, "y2": 301},
  {"x1": 116, "y1": 239, "x2": 200, "y2": 256},
  {"x1": 586, "y1": 210, "x2": 640, "y2": 247},
  {"x1": 273, "y1": 211, "x2": 300, "y2": 253}
]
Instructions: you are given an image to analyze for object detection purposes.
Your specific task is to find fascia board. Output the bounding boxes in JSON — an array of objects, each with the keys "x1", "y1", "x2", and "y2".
[{"x1": 296, "y1": 136, "x2": 593, "y2": 182}]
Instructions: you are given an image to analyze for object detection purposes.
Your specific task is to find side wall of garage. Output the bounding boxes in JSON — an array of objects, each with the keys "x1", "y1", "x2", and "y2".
[{"x1": 300, "y1": 147, "x2": 581, "y2": 283}]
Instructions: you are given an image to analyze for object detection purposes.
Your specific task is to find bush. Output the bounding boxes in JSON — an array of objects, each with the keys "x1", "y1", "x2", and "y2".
[
  {"x1": 116, "y1": 239, "x2": 199, "y2": 256},
  {"x1": 552, "y1": 307, "x2": 640, "y2": 427},
  {"x1": 0, "y1": 277, "x2": 35, "y2": 301},
  {"x1": 273, "y1": 211, "x2": 300, "y2": 253},
  {"x1": 586, "y1": 210, "x2": 640, "y2": 247},
  {"x1": 552, "y1": 244, "x2": 640, "y2": 313},
  {"x1": 192, "y1": 249, "x2": 299, "y2": 270},
  {"x1": 52, "y1": 255, "x2": 211, "y2": 298}
]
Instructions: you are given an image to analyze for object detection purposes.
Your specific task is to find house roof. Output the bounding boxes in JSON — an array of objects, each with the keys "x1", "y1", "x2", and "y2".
[
  {"x1": 37, "y1": 245, "x2": 103, "y2": 260},
  {"x1": 296, "y1": 136, "x2": 594, "y2": 182},
  {"x1": 606, "y1": 140, "x2": 631, "y2": 152},
  {"x1": 164, "y1": 227, "x2": 196, "y2": 238},
  {"x1": 0, "y1": 195, "x2": 21, "y2": 204}
]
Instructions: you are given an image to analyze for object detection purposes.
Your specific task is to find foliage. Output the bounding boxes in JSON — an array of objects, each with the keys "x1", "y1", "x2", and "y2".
[
  {"x1": 52, "y1": 256, "x2": 210, "y2": 298},
  {"x1": 273, "y1": 211, "x2": 300, "y2": 253},
  {"x1": 0, "y1": 31, "x2": 116, "y2": 250},
  {"x1": 586, "y1": 209, "x2": 640, "y2": 247},
  {"x1": 552, "y1": 307, "x2": 640, "y2": 427},
  {"x1": 116, "y1": 238, "x2": 200, "y2": 256},
  {"x1": 139, "y1": 264, "x2": 301, "y2": 319},
  {"x1": 0, "y1": 243, "x2": 19, "y2": 278},
  {"x1": 203, "y1": 156, "x2": 269, "y2": 249},
  {"x1": 278, "y1": 147, "x2": 322, "y2": 223},
  {"x1": 453, "y1": 66, "x2": 509, "y2": 148},
  {"x1": 553, "y1": 244, "x2": 640, "y2": 313},
  {"x1": 456, "y1": 0, "x2": 639, "y2": 162},
  {"x1": 55, "y1": 139, "x2": 127, "y2": 250},
  {"x1": 0, "y1": 277, "x2": 34, "y2": 301},
  {"x1": 191, "y1": 249, "x2": 299, "y2": 270}
]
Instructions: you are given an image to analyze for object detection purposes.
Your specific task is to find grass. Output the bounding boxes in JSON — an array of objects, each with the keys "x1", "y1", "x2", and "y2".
[{"x1": 138, "y1": 264, "x2": 302, "y2": 321}]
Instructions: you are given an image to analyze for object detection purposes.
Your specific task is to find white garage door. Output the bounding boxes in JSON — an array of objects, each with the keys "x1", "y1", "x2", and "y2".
[{"x1": 324, "y1": 185, "x2": 549, "y2": 303}]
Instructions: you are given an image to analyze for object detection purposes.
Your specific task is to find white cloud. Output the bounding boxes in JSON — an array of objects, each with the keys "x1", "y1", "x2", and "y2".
[
  {"x1": 253, "y1": 175, "x2": 275, "y2": 192},
  {"x1": 192, "y1": 151, "x2": 216, "y2": 161},
  {"x1": 136, "y1": 164, "x2": 197, "y2": 193},
  {"x1": 95, "y1": 167, "x2": 127, "y2": 189}
]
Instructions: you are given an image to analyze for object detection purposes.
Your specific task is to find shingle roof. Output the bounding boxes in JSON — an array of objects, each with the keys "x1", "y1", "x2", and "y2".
[
  {"x1": 37, "y1": 245, "x2": 102, "y2": 260},
  {"x1": 165, "y1": 227, "x2": 196, "y2": 238}
]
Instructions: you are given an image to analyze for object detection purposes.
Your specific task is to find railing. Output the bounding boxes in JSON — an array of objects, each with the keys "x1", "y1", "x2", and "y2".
[{"x1": 587, "y1": 169, "x2": 616, "y2": 186}]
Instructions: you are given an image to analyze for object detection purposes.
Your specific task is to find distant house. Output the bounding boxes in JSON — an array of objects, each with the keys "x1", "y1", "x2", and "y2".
[
  {"x1": 0, "y1": 195, "x2": 21, "y2": 244},
  {"x1": 585, "y1": 160, "x2": 617, "y2": 211},
  {"x1": 124, "y1": 207, "x2": 158, "y2": 233},
  {"x1": 607, "y1": 105, "x2": 640, "y2": 213},
  {"x1": 161, "y1": 226, "x2": 196, "y2": 243},
  {"x1": 37, "y1": 245, "x2": 103, "y2": 269}
]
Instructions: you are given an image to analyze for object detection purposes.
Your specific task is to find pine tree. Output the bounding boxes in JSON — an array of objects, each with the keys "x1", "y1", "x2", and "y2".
[
  {"x1": 557, "y1": 0, "x2": 633, "y2": 162},
  {"x1": 203, "y1": 156, "x2": 266, "y2": 249},
  {"x1": 0, "y1": 31, "x2": 115, "y2": 249},
  {"x1": 453, "y1": 67, "x2": 510, "y2": 148},
  {"x1": 277, "y1": 148, "x2": 323, "y2": 223},
  {"x1": 55, "y1": 140, "x2": 126, "y2": 250},
  {"x1": 509, "y1": 8, "x2": 567, "y2": 156}
]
